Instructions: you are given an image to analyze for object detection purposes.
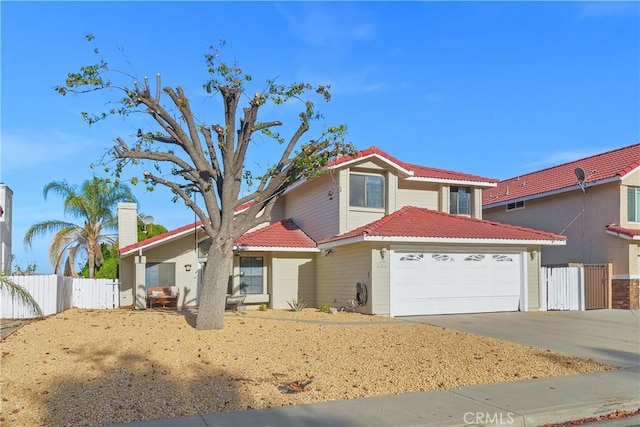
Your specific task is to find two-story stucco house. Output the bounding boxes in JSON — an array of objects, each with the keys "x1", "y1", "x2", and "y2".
[
  {"x1": 483, "y1": 143, "x2": 640, "y2": 309},
  {"x1": 118, "y1": 147, "x2": 565, "y2": 316}
]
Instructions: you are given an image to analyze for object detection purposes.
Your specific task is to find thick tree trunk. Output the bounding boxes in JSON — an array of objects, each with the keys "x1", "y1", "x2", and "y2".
[{"x1": 196, "y1": 244, "x2": 234, "y2": 330}]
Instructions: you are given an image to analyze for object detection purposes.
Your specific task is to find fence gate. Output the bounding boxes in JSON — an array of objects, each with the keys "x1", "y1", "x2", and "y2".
[
  {"x1": 543, "y1": 266, "x2": 584, "y2": 311},
  {"x1": 584, "y1": 264, "x2": 608, "y2": 310}
]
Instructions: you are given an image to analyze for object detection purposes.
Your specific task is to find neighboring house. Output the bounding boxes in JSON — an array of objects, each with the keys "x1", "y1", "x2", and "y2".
[
  {"x1": 482, "y1": 143, "x2": 640, "y2": 309},
  {"x1": 118, "y1": 147, "x2": 565, "y2": 316},
  {"x1": 0, "y1": 183, "x2": 12, "y2": 273}
]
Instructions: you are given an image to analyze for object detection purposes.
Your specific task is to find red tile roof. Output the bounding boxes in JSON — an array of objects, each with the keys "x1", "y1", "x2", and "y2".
[
  {"x1": 120, "y1": 218, "x2": 316, "y2": 256},
  {"x1": 606, "y1": 224, "x2": 640, "y2": 240},
  {"x1": 328, "y1": 146, "x2": 497, "y2": 184},
  {"x1": 319, "y1": 206, "x2": 566, "y2": 245},
  {"x1": 483, "y1": 143, "x2": 640, "y2": 206},
  {"x1": 236, "y1": 219, "x2": 317, "y2": 249}
]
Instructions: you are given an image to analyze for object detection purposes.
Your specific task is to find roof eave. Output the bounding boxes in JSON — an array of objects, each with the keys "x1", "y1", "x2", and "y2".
[
  {"x1": 234, "y1": 246, "x2": 320, "y2": 252},
  {"x1": 605, "y1": 229, "x2": 640, "y2": 240},
  {"x1": 407, "y1": 177, "x2": 497, "y2": 187},
  {"x1": 483, "y1": 176, "x2": 621, "y2": 209},
  {"x1": 120, "y1": 226, "x2": 202, "y2": 257},
  {"x1": 319, "y1": 235, "x2": 566, "y2": 249}
]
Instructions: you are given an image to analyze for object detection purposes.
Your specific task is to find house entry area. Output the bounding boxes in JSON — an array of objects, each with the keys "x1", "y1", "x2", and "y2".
[{"x1": 390, "y1": 249, "x2": 522, "y2": 316}]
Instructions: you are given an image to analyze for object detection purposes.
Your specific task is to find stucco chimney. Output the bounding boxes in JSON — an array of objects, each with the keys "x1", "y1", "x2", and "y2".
[{"x1": 117, "y1": 202, "x2": 138, "y2": 249}]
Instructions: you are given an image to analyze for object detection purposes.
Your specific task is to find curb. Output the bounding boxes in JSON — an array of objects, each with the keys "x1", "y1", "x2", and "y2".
[{"x1": 521, "y1": 399, "x2": 640, "y2": 427}]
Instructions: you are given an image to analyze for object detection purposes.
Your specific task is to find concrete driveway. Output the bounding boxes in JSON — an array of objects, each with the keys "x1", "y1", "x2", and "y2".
[{"x1": 402, "y1": 309, "x2": 640, "y2": 369}]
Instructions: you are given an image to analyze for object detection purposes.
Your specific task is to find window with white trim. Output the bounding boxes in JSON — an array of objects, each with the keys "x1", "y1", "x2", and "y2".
[
  {"x1": 239, "y1": 257, "x2": 263, "y2": 294},
  {"x1": 506, "y1": 201, "x2": 525, "y2": 211},
  {"x1": 628, "y1": 188, "x2": 640, "y2": 222},
  {"x1": 449, "y1": 186, "x2": 471, "y2": 215},
  {"x1": 350, "y1": 174, "x2": 385, "y2": 208}
]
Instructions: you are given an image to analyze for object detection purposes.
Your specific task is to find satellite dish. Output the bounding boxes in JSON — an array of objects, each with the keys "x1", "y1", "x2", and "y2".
[
  {"x1": 140, "y1": 215, "x2": 154, "y2": 225},
  {"x1": 574, "y1": 167, "x2": 587, "y2": 193}
]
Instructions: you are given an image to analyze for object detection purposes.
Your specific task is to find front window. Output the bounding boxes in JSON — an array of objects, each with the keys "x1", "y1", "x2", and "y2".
[
  {"x1": 350, "y1": 174, "x2": 385, "y2": 208},
  {"x1": 145, "y1": 262, "x2": 175, "y2": 289},
  {"x1": 450, "y1": 186, "x2": 471, "y2": 215},
  {"x1": 628, "y1": 188, "x2": 640, "y2": 222},
  {"x1": 239, "y1": 257, "x2": 263, "y2": 294}
]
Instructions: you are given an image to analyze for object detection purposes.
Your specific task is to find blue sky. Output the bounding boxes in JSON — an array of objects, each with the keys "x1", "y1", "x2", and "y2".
[{"x1": 1, "y1": 1, "x2": 639, "y2": 273}]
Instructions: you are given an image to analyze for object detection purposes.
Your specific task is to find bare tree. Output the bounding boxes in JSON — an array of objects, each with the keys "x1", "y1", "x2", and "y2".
[{"x1": 56, "y1": 37, "x2": 355, "y2": 329}]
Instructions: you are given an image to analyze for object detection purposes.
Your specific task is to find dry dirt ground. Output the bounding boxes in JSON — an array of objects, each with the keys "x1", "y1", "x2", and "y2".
[{"x1": 0, "y1": 308, "x2": 612, "y2": 426}]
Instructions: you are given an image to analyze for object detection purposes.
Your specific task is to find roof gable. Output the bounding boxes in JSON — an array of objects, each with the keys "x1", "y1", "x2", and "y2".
[
  {"x1": 483, "y1": 143, "x2": 640, "y2": 207},
  {"x1": 319, "y1": 206, "x2": 565, "y2": 246},
  {"x1": 327, "y1": 146, "x2": 497, "y2": 186}
]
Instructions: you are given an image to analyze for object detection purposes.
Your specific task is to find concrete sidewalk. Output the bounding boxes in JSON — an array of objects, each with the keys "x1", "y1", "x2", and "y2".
[{"x1": 109, "y1": 367, "x2": 639, "y2": 427}]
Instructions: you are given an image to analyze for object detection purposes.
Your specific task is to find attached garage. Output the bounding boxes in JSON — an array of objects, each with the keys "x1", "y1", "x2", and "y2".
[
  {"x1": 318, "y1": 206, "x2": 566, "y2": 317},
  {"x1": 390, "y1": 249, "x2": 523, "y2": 316}
]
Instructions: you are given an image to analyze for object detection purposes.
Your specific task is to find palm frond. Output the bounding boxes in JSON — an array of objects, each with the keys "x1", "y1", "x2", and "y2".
[{"x1": 0, "y1": 274, "x2": 43, "y2": 317}]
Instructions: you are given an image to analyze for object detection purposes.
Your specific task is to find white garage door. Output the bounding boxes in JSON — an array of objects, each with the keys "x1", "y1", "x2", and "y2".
[{"x1": 391, "y1": 250, "x2": 522, "y2": 316}]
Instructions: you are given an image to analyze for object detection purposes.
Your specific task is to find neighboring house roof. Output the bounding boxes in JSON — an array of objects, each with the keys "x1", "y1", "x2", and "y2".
[
  {"x1": 318, "y1": 206, "x2": 566, "y2": 248},
  {"x1": 236, "y1": 219, "x2": 318, "y2": 252},
  {"x1": 325, "y1": 146, "x2": 498, "y2": 187},
  {"x1": 483, "y1": 143, "x2": 640, "y2": 207},
  {"x1": 605, "y1": 224, "x2": 640, "y2": 240}
]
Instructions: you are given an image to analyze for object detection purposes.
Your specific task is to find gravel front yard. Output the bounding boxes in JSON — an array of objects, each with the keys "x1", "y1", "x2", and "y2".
[{"x1": 1, "y1": 308, "x2": 612, "y2": 426}]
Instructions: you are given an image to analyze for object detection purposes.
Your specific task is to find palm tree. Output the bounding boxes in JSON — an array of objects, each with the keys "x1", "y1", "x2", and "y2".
[
  {"x1": 24, "y1": 177, "x2": 135, "y2": 278},
  {"x1": 0, "y1": 272, "x2": 43, "y2": 317}
]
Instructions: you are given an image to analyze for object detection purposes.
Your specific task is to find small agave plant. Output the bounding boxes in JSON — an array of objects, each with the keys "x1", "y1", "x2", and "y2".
[{"x1": 287, "y1": 298, "x2": 307, "y2": 312}]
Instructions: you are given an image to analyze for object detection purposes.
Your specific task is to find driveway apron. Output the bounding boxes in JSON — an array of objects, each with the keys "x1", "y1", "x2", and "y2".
[{"x1": 402, "y1": 309, "x2": 640, "y2": 368}]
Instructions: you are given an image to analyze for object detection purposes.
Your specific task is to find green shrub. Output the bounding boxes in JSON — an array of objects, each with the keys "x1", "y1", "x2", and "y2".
[
  {"x1": 258, "y1": 303, "x2": 268, "y2": 311},
  {"x1": 319, "y1": 303, "x2": 330, "y2": 313}
]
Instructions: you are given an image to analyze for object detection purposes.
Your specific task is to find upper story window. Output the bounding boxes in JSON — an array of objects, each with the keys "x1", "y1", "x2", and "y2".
[
  {"x1": 506, "y1": 200, "x2": 525, "y2": 211},
  {"x1": 628, "y1": 187, "x2": 640, "y2": 222},
  {"x1": 350, "y1": 174, "x2": 385, "y2": 209},
  {"x1": 450, "y1": 186, "x2": 471, "y2": 215}
]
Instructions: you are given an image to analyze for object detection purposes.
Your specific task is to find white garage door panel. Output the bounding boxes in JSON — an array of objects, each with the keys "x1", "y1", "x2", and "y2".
[{"x1": 392, "y1": 251, "x2": 521, "y2": 316}]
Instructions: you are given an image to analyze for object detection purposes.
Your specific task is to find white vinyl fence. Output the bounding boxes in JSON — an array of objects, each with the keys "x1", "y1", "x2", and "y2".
[
  {"x1": 1, "y1": 275, "x2": 119, "y2": 319},
  {"x1": 541, "y1": 266, "x2": 585, "y2": 311}
]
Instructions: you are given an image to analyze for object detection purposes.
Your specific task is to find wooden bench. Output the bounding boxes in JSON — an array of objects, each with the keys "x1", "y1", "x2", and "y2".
[{"x1": 147, "y1": 286, "x2": 179, "y2": 309}]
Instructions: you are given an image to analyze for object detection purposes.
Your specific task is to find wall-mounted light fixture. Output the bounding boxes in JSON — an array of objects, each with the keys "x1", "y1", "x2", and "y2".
[
  {"x1": 184, "y1": 264, "x2": 192, "y2": 271},
  {"x1": 530, "y1": 250, "x2": 538, "y2": 260},
  {"x1": 379, "y1": 247, "x2": 388, "y2": 260},
  {"x1": 322, "y1": 248, "x2": 333, "y2": 257}
]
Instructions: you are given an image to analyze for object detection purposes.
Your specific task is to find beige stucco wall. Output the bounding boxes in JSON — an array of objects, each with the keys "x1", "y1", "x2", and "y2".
[
  {"x1": 316, "y1": 243, "x2": 372, "y2": 314},
  {"x1": 270, "y1": 253, "x2": 316, "y2": 309},
  {"x1": 527, "y1": 248, "x2": 541, "y2": 310},
  {"x1": 119, "y1": 256, "x2": 135, "y2": 307},
  {"x1": 396, "y1": 180, "x2": 439, "y2": 210},
  {"x1": 369, "y1": 244, "x2": 391, "y2": 315},
  {"x1": 282, "y1": 174, "x2": 340, "y2": 242},
  {"x1": 484, "y1": 182, "x2": 633, "y2": 276},
  {"x1": 122, "y1": 233, "x2": 200, "y2": 309}
]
